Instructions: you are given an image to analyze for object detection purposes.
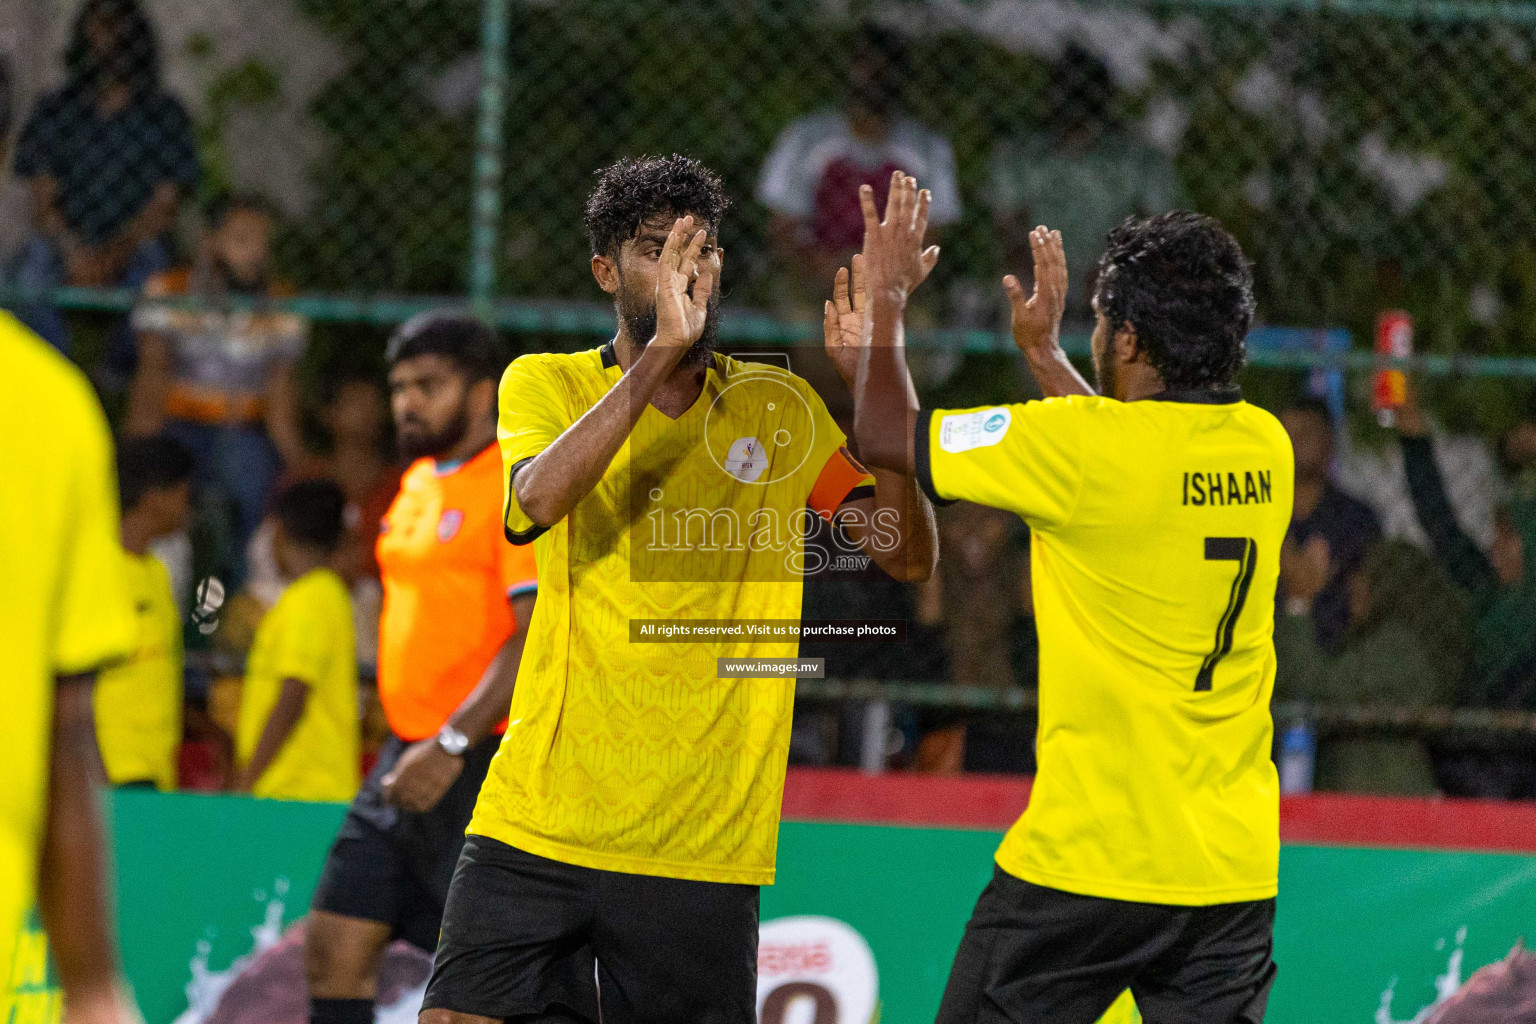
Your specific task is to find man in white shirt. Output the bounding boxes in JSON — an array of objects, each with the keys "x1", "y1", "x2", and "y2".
[{"x1": 757, "y1": 24, "x2": 960, "y2": 312}]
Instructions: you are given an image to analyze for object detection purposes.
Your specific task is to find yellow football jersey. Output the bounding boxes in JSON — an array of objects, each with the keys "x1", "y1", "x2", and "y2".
[
  {"x1": 0, "y1": 315, "x2": 135, "y2": 1004},
  {"x1": 471, "y1": 344, "x2": 873, "y2": 885},
  {"x1": 919, "y1": 391, "x2": 1293, "y2": 905},
  {"x1": 237, "y1": 567, "x2": 360, "y2": 803},
  {"x1": 95, "y1": 548, "x2": 183, "y2": 791}
]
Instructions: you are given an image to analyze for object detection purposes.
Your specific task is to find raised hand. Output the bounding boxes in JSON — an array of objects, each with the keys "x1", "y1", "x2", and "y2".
[
  {"x1": 1003, "y1": 226, "x2": 1068, "y2": 360},
  {"x1": 822, "y1": 254, "x2": 867, "y2": 388},
  {"x1": 652, "y1": 215, "x2": 718, "y2": 365},
  {"x1": 858, "y1": 170, "x2": 940, "y2": 306}
]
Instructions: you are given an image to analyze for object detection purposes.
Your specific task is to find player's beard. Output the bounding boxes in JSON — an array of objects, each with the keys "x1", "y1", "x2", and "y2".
[
  {"x1": 396, "y1": 402, "x2": 469, "y2": 463},
  {"x1": 618, "y1": 285, "x2": 721, "y2": 370},
  {"x1": 1092, "y1": 338, "x2": 1117, "y2": 399}
]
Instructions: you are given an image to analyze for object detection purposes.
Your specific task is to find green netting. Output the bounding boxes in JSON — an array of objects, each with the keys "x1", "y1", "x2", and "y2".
[{"x1": 4, "y1": 0, "x2": 1536, "y2": 370}]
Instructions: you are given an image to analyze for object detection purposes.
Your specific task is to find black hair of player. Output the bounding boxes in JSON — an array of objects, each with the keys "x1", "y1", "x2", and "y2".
[
  {"x1": 1094, "y1": 212, "x2": 1256, "y2": 392},
  {"x1": 205, "y1": 192, "x2": 277, "y2": 231},
  {"x1": 385, "y1": 310, "x2": 505, "y2": 385},
  {"x1": 67, "y1": 0, "x2": 161, "y2": 96},
  {"x1": 1280, "y1": 395, "x2": 1334, "y2": 430},
  {"x1": 272, "y1": 479, "x2": 346, "y2": 554},
  {"x1": 584, "y1": 155, "x2": 729, "y2": 260},
  {"x1": 117, "y1": 434, "x2": 192, "y2": 512}
]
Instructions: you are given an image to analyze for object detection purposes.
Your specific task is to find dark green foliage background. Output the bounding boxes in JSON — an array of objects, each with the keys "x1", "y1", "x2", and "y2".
[{"x1": 276, "y1": 0, "x2": 1536, "y2": 428}]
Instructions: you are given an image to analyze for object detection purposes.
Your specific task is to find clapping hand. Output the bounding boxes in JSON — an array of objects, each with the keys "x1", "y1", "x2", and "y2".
[
  {"x1": 823, "y1": 254, "x2": 867, "y2": 388},
  {"x1": 651, "y1": 215, "x2": 718, "y2": 367},
  {"x1": 1003, "y1": 226, "x2": 1068, "y2": 361},
  {"x1": 857, "y1": 171, "x2": 940, "y2": 307}
]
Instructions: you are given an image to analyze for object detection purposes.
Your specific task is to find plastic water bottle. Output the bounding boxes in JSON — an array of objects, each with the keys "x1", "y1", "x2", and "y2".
[{"x1": 1279, "y1": 721, "x2": 1316, "y2": 794}]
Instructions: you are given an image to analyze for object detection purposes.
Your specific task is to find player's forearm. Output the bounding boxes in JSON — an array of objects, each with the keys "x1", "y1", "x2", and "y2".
[
  {"x1": 853, "y1": 295, "x2": 918, "y2": 475},
  {"x1": 863, "y1": 468, "x2": 937, "y2": 582},
  {"x1": 39, "y1": 675, "x2": 122, "y2": 1005},
  {"x1": 447, "y1": 596, "x2": 534, "y2": 743},
  {"x1": 237, "y1": 678, "x2": 308, "y2": 789},
  {"x1": 1023, "y1": 345, "x2": 1095, "y2": 399},
  {"x1": 514, "y1": 346, "x2": 673, "y2": 528}
]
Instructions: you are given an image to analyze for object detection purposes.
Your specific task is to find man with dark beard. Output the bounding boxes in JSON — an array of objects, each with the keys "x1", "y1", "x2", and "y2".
[
  {"x1": 305, "y1": 312, "x2": 538, "y2": 1024},
  {"x1": 418, "y1": 155, "x2": 936, "y2": 1023}
]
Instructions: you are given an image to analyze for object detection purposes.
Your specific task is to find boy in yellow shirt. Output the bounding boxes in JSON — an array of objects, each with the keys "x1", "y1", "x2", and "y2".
[
  {"x1": 235, "y1": 480, "x2": 360, "y2": 802},
  {"x1": 95, "y1": 436, "x2": 193, "y2": 790}
]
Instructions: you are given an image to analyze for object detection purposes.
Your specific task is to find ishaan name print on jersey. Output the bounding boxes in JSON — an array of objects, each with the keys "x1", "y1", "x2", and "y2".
[{"x1": 1181, "y1": 469, "x2": 1274, "y2": 507}]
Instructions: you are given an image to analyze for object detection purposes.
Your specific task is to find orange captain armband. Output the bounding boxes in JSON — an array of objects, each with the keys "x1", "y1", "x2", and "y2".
[{"x1": 808, "y1": 446, "x2": 877, "y2": 521}]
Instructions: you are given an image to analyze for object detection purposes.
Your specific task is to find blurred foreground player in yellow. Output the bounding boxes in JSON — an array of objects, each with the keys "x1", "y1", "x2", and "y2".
[
  {"x1": 95, "y1": 436, "x2": 192, "y2": 791},
  {"x1": 233, "y1": 480, "x2": 359, "y2": 802},
  {"x1": 852, "y1": 174, "x2": 1292, "y2": 1024},
  {"x1": 419, "y1": 156, "x2": 936, "y2": 1024},
  {"x1": 0, "y1": 313, "x2": 138, "y2": 1024}
]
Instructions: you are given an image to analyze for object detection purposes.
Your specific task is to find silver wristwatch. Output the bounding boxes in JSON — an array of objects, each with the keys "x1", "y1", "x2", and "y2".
[{"x1": 436, "y1": 724, "x2": 470, "y2": 757}]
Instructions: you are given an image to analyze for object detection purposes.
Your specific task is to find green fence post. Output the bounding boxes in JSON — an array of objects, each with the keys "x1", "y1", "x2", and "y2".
[{"x1": 470, "y1": 0, "x2": 510, "y2": 321}]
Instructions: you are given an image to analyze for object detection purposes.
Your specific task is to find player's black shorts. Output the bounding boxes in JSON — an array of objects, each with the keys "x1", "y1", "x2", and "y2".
[
  {"x1": 311, "y1": 732, "x2": 498, "y2": 951},
  {"x1": 422, "y1": 834, "x2": 760, "y2": 1024},
  {"x1": 936, "y1": 866, "x2": 1276, "y2": 1024}
]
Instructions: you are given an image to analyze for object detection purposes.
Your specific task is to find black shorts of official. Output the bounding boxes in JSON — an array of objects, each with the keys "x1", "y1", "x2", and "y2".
[
  {"x1": 936, "y1": 866, "x2": 1276, "y2": 1024},
  {"x1": 311, "y1": 732, "x2": 499, "y2": 951},
  {"x1": 422, "y1": 834, "x2": 760, "y2": 1024}
]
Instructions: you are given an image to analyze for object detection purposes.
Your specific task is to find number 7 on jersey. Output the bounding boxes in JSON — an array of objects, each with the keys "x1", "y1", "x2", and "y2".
[{"x1": 1196, "y1": 537, "x2": 1258, "y2": 691}]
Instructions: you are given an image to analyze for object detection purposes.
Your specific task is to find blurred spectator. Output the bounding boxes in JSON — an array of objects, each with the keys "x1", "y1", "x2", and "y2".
[
  {"x1": 96, "y1": 434, "x2": 192, "y2": 790},
  {"x1": 8, "y1": 0, "x2": 198, "y2": 359},
  {"x1": 1499, "y1": 410, "x2": 1536, "y2": 499},
  {"x1": 233, "y1": 479, "x2": 359, "y2": 802},
  {"x1": 928, "y1": 503, "x2": 1027, "y2": 688},
  {"x1": 1397, "y1": 392, "x2": 1536, "y2": 797},
  {"x1": 1335, "y1": 408, "x2": 1501, "y2": 554},
  {"x1": 796, "y1": 513, "x2": 921, "y2": 769},
  {"x1": 1280, "y1": 397, "x2": 1382, "y2": 652},
  {"x1": 1275, "y1": 537, "x2": 1467, "y2": 796},
  {"x1": 289, "y1": 369, "x2": 398, "y2": 586},
  {"x1": 126, "y1": 194, "x2": 307, "y2": 584},
  {"x1": 989, "y1": 44, "x2": 1182, "y2": 313},
  {"x1": 912, "y1": 502, "x2": 1037, "y2": 775},
  {"x1": 757, "y1": 24, "x2": 959, "y2": 315},
  {"x1": 210, "y1": 372, "x2": 396, "y2": 766},
  {"x1": 279, "y1": 369, "x2": 399, "y2": 678}
]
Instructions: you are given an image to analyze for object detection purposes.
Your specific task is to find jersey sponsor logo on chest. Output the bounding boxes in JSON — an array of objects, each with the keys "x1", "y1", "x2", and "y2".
[
  {"x1": 1182, "y1": 470, "x2": 1273, "y2": 506},
  {"x1": 938, "y1": 407, "x2": 1011, "y2": 453},
  {"x1": 725, "y1": 436, "x2": 768, "y2": 482}
]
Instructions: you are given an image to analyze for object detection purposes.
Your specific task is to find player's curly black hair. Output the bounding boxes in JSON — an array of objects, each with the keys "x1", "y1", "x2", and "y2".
[
  {"x1": 584, "y1": 154, "x2": 730, "y2": 259},
  {"x1": 1094, "y1": 212, "x2": 1255, "y2": 391}
]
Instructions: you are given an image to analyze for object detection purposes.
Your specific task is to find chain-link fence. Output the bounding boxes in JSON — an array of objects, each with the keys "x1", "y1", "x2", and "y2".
[
  {"x1": 8, "y1": 0, "x2": 1536, "y2": 791},
  {"x1": 4, "y1": 0, "x2": 1536, "y2": 355}
]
